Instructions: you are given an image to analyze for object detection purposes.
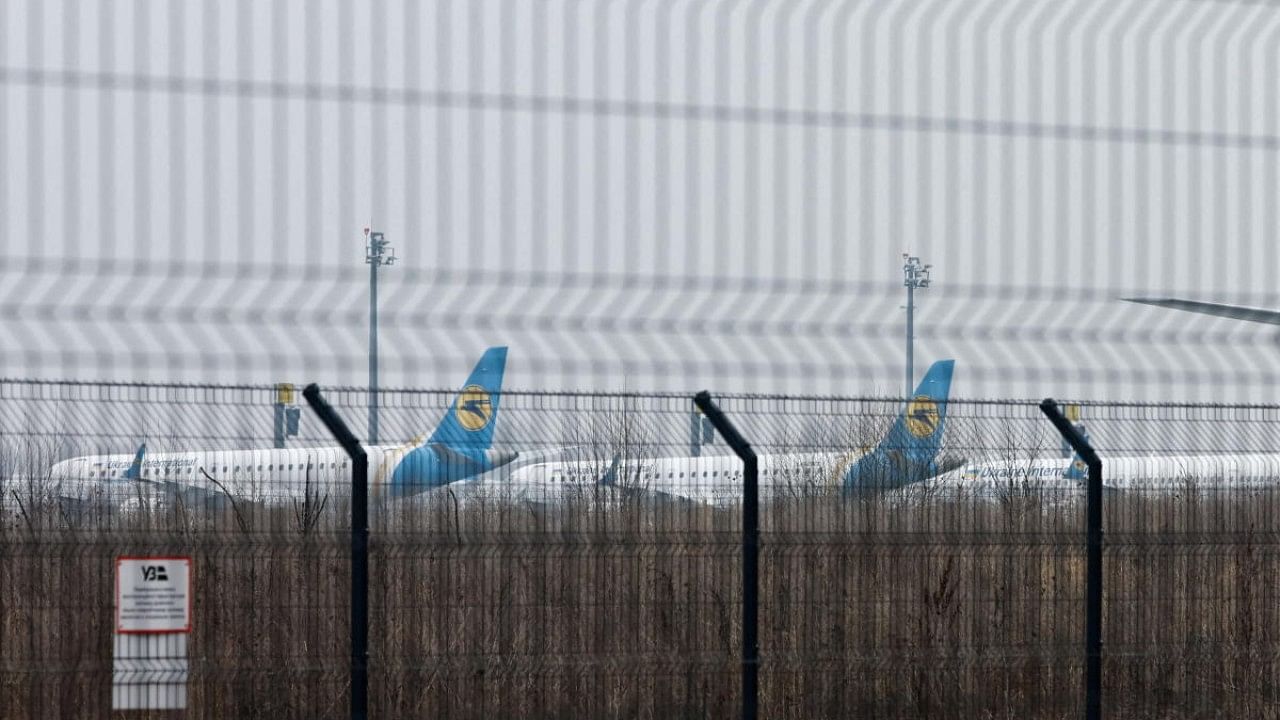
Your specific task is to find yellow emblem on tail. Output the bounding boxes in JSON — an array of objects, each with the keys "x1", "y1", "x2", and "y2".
[
  {"x1": 905, "y1": 396, "x2": 940, "y2": 438},
  {"x1": 455, "y1": 385, "x2": 494, "y2": 432}
]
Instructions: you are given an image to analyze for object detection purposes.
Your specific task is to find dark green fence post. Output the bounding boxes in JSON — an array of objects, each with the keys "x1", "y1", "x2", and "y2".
[
  {"x1": 693, "y1": 391, "x2": 758, "y2": 720},
  {"x1": 1041, "y1": 399, "x2": 1102, "y2": 720},
  {"x1": 304, "y1": 385, "x2": 369, "y2": 720}
]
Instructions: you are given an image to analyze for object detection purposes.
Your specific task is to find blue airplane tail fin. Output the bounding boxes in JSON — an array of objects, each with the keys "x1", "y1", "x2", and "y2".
[
  {"x1": 425, "y1": 346, "x2": 508, "y2": 452},
  {"x1": 388, "y1": 347, "x2": 509, "y2": 495},
  {"x1": 121, "y1": 443, "x2": 146, "y2": 480},
  {"x1": 842, "y1": 359, "x2": 955, "y2": 492},
  {"x1": 886, "y1": 359, "x2": 954, "y2": 465},
  {"x1": 598, "y1": 454, "x2": 623, "y2": 487},
  {"x1": 1063, "y1": 430, "x2": 1091, "y2": 480}
]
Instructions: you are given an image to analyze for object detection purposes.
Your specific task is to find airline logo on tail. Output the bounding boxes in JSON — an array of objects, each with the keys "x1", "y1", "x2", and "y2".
[
  {"x1": 905, "y1": 397, "x2": 940, "y2": 438},
  {"x1": 455, "y1": 385, "x2": 494, "y2": 432}
]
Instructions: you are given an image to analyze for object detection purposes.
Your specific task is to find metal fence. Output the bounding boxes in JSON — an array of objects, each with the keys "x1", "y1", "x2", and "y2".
[{"x1": 4, "y1": 380, "x2": 1280, "y2": 718}]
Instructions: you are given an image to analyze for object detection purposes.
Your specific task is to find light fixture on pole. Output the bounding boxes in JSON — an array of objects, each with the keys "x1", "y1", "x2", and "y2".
[
  {"x1": 366, "y1": 228, "x2": 397, "y2": 445},
  {"x1": 902, "y1": 254, "x2": 931, "y2": 399}
]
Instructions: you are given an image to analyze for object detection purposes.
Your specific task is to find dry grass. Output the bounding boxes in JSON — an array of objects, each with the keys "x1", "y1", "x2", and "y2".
[{"x1": 3, "y1": 487, "x2": 1280, "y2": 719}]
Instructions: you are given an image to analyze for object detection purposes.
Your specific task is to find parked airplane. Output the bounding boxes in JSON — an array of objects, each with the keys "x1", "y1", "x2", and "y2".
[
  {"x1": 49, "y1": 346, "x2": 516, "y2": 507},
  {"x1": 933, "y1": 434, "x2": 1280, "y2": 497},
  {"x1": 458, "y1": 359, "x2": 957, "y2": 506}
]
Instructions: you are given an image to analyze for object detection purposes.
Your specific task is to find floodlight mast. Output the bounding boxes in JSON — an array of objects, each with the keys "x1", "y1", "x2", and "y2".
[
  {"x1": 366, "y1": 229, "x2": 397, "y2": 445},
  {"x1": 903, "y1": 254, "x2": 932, "y2": 399}
]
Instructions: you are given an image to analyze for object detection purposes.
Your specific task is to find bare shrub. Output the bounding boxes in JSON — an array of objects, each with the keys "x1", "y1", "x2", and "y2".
[{"x1": 2, "y1": 486, "x2": 1279, "y2": 719}]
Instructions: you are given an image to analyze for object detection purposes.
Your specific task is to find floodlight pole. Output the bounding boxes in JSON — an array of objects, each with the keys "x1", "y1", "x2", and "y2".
[
  {"x1": 903, "y1": 254, "x2": 932, "y2": 398},
  {"x1": 365, "y1": 229, "x2": 396, "y2": 445}
]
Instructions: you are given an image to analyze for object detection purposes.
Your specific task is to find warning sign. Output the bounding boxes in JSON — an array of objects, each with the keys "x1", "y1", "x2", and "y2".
[{"x1": 115, "y1": 557, "x2": 192, "y2": 634}]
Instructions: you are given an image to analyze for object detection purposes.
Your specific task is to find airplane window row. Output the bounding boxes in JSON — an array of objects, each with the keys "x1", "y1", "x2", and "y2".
[
  {"x1": 86, "y1": 461, "x2": 349, "y2": 478},
  {"x1": 551, "y1": 469, "x2": 748, "y2": 482}
]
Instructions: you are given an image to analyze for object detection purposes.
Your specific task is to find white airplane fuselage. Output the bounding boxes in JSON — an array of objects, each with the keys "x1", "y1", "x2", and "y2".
[
  {"x1": 932, "y1": 452, "x2": 1280, "y2": 497},
  {"x1": 466, "y1": 451, "x2": 866, "y2": 506},
  {"x1": 48, "y1": 442, "x2": 512, "y2": 507}
]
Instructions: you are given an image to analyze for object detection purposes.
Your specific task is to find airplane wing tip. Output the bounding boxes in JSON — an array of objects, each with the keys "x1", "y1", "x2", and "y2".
[{"x1": 1121, "y1": 297, "x2": 1280, "y2": 325}]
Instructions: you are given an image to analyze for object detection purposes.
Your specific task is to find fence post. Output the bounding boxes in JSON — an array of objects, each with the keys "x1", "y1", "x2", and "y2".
[
  {"x1": 692, "y1": 391, "x2": 758, "y2": 720},
  {"x1": 1040, "y1": 399, "x2": 1102, "y2": 720},
  {"x1": 304, "y1": 384, "x2": 369, "y2": 720}
]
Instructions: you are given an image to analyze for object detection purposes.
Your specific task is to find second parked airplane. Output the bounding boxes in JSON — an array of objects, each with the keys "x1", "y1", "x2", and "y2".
[{"x1": 464, "y1": 359, "x2": 957, "y2": 506}]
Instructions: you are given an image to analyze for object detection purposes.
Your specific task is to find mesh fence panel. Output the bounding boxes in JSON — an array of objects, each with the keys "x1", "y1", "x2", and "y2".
[{"x1": 4, "y1": 384, "x2": 1280, "y2": 717}]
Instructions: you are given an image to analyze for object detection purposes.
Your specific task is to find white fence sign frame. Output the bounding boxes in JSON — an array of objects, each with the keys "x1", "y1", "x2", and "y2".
[{"x1": 113, "y1": 556, "x2": 192, "y2": 710}]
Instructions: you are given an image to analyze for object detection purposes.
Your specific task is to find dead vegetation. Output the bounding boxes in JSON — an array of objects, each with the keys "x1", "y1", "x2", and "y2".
[{"x1": 3, "y1": 484, "x2": 1280, "y2": 720}]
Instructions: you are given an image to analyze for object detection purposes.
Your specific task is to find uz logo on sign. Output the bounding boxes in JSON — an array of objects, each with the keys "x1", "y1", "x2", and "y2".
[{"x1": 141, "y1": 565, "x2": 169, "y2": 582}]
